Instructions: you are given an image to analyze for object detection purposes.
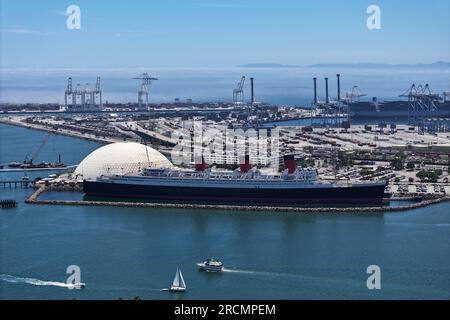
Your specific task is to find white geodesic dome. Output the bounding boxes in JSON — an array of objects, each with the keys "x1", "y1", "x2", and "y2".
[{"x1": 74, "y1": 142, "x2": 173, "y2": 180}]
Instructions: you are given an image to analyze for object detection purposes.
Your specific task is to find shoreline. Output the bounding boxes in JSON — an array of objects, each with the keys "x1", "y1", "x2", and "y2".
[
  {"x1": 0, "y1": 118, "x2": 176, "y2": 156},
  {"x1": 0, "y1": 117, "x2": 119, "y2": 145}
]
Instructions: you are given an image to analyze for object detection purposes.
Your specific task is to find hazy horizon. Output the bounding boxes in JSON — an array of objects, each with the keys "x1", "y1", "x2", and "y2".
[
  {"x1": 1, "y1": 66, "x2": 449, "y2": 105},
  {"x1": 1, "y1": 60, "x2": 450, "y2": 70}
]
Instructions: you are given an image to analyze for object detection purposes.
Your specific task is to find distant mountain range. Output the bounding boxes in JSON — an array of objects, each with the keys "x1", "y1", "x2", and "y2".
[
  {"x1": 238, "y1": 63, "x2": 301, "y2": 68},
  {"x1": 238, "y1": 61, "x2": 450, "y2": 69}
]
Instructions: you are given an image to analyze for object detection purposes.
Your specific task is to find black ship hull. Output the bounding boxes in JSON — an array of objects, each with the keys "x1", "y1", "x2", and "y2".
[
  {"x1": 83, "y1": 180, "x2": 387, "y2": 205},
  {"x1": 348, "y1": 100, "x2": 450, "y2": 120}
]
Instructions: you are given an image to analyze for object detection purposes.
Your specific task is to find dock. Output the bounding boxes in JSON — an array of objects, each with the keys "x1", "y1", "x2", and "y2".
[
  {"x1": 1, "y1": 199, "x2": 18, "y2": 208},
  {"x1": 0, "y1": 180, "x2": 32, "y2": 188}
]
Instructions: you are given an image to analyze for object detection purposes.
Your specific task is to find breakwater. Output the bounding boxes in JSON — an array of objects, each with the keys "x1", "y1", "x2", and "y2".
[
  {"x1": 25, "y1": 187, "x2": 450, "y2": 213},
  {"x1": 26, "y1": 187, "x2": 46, "y2": 202}
]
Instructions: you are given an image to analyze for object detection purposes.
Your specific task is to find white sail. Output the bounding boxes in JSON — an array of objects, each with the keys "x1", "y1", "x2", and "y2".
[
  {"x1": 178, "y1": 269, "x2": 186, "y2": 289},
  {"x1": 172, "y1": 268, "x2": 180, "y2": 287}
]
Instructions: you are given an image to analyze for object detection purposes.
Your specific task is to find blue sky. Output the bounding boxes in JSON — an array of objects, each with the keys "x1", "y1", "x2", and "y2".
[{"x1": 1, "y1": 0, "x2": 449, "y2": 68}]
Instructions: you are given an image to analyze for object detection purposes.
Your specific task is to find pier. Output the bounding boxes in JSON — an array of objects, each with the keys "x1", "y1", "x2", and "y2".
[
  {"x1": 0, "y1": 180, "x2": 32, "y2": 189},
  {"x1": 1, "y1": 199, "x2": 18, "y2": 208}
]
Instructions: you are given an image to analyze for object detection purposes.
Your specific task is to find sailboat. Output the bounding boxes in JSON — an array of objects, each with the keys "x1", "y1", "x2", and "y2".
[{"x1": 169, "y1": 267, "x2": 186, "y2": 292}]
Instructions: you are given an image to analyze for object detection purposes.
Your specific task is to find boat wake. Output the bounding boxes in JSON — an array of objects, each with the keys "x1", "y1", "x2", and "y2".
[
  {"x1": 222, "y1": 268, "x2": 254, "y2": 274},
  {"x1": 222, "y1": 267, "x2": 369, "y2": 288},
  {"x1": 0, "y1": 274, "x2": 84, "y2": 289},
  {"x1": 222, "y1": 268, "x2": 303, "y2": 279}
]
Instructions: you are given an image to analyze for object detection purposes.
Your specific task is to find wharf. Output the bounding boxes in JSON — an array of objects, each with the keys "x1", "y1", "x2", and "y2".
[
  {"x1": 0, "y1": 180, "x2": 32, "y2": 188},
  {"x1": 1, "y1": 199, "x2": 18, "y2": 208}
]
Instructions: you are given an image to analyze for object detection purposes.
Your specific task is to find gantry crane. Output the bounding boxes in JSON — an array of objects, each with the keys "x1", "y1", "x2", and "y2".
[
  {"x1": 233, "y1": 76, "x2": 245, "y2": 105},
  {"x1": 132, "y1": 73, "x2": 158, "y2": 111},
  {"x1": 400, "y1": 84, "x2": 439, "y2": 125},
  {"x1": 344, "y1": 86, "x2": 367, "y2": 122},
  {"x1": 345, "y1": 86, "x2": 367, "y2": 102}
]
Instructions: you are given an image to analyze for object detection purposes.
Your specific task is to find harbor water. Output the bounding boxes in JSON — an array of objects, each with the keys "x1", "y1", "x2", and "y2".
[{"x1": 1, "y1": 124, "x2": 449, "y2": 299}]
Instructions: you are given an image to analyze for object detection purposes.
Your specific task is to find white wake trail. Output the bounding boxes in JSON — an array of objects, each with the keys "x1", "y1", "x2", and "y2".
[
  {"x1": 222, "y1": 268, "x2": 301, "y2": 278},
  {"x1": 0, "y1": 274, "x2": 84, "y2": 289}
]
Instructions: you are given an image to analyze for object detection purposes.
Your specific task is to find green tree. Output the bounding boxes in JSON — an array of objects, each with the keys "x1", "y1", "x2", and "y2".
[
  {"x1": 416, "y1": 170, "x2": 442, "y2": 183},
  {"x1": 337, "y1": 151, "x2": 352, "y2": 167},
  {"x1": 406, "y1": 162, "x2": 415, "y2": 170},
  {"x1": 390, "y1": 158, "x2": 404, "y2": 170}
]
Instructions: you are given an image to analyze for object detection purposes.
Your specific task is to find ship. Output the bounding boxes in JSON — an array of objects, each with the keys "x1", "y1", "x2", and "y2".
[
  {"x1": 197, "y1": 258, "x2": 224, "y2": 272},
  {"x1": 83, "y1": 155, "x2": 387, "y2": 205},
  {"x1": 8, "y1": 161, "x2": 65, "y2": 169},
  {"x1": 346, "y1": 98, "x2": 450, "y2": 120},
  {"x1": 343, "y1": 84, "x2": 450, "y2": 121},
  {"x1": 312, "y1": 76, "x2": 450, "y2": 121}
]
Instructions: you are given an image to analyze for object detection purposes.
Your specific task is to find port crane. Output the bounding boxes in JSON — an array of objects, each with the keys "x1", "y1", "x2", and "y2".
[
  {"x1": 400, "y1": 84, "x2": 439, "y2": 125},
  {"x1": 400, "y1": 83, "x2": 439, "y2": 101},
  {"x1": 65, "y1": 76, "x2": 102, "y2": 110},
  {"x1": 132, "y1": 73, "x2": 158, "y2": 111},
  {"x1": 343, "y1": 86, "x2": 367, "y2": 122},
  {"x1": 345, "y1": 86, "x2": 367, "y2": 102},
  {"x1": 5, "y1": 131, "x2": 64, "y2": 169},
  {"x1": 23, "y1": 132, "x2": 52, "y2": 165},
  {"x1": 233, "y1": 76, "x2": 245, "y2": 105}
]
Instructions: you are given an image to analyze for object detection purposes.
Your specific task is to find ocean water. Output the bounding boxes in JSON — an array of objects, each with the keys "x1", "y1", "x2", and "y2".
[
  {"x1": 1, "y1": 124, "x2": 450, "y2": 300},
  {"x1": 1, "y1": 67, "x2": 449, "y2": 106},
  {"x1": 0, "y1": 123, "x2": 102, "y2": 181}
]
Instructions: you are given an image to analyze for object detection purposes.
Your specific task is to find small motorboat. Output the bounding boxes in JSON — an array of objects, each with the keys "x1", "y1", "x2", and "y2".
[
  {"x1": 169, "y1": 267, "x2": 186, "y2": 292},
  {"x1": 196, "y1": 258, "x2": 224, "y2": 272}
]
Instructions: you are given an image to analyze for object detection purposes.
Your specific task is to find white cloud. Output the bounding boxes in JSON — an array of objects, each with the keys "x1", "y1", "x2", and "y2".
[
  {"x1": 190, "y1": 1, "x2": 271, "y2": 9},
  {"x1": 1, "y1": 27, "x2": 51, "y2": 36},
  {"x1": 52, "y1": 9, "x2": 69, "y2": 17},
  {"x1": 1, "y1": 28, "x2": 35, "y2": 34}
]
